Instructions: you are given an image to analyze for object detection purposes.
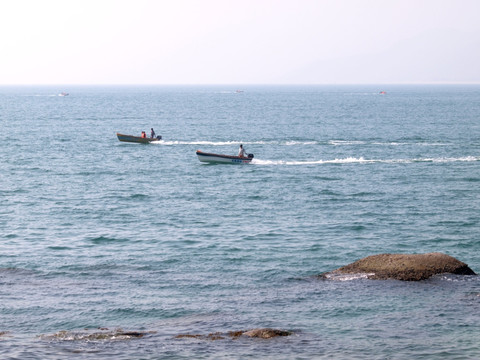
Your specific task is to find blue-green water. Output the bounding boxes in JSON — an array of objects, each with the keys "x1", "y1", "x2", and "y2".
[{"x1": 1, "y1": 85, "x2": 480, "y2": 359}]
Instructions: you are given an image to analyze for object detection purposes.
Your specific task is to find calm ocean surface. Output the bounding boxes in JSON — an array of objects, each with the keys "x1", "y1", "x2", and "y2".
[{"x1": 1, "y1": 85, "x2": 480, "y2": 359}]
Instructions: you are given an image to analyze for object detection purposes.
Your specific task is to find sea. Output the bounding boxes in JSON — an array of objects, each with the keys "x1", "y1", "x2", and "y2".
[{"x1": 1, "y1": 85, "x2": 479, "y2": 359}]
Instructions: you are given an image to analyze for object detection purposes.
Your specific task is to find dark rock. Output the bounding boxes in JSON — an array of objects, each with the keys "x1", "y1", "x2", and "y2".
[
  {"x1": 117, "y1": 331, "x2": 145, "y2": 338},
  {"x1": 227, "y1": 330, "x2": 245, "y2": 339},
  {"x1": 175, "y1": 328, "x2": 292, "y2": 340},
  {"x1": 242, "y1": 328, "x2": 292, "y2": 339},
  {"x1": 322, "y1": 252, "x2": 476, "y2": 281},
  {"x1": 174, "y1": 332, "x2": 225, "y2": 340}
]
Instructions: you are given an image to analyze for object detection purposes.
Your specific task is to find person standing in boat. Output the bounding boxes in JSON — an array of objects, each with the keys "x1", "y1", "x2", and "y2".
[
  {"x1": 238, "y1": 144, "x2": 246, "y2": 157},
  {"x1": 150, "y1": 128, "x2": 156, "y2": 139},
  {"x1": 141, "y1": 131, "x2": 146, "y2": 138}
]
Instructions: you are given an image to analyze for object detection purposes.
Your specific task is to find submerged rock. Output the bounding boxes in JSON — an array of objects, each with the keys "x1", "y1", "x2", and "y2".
[
  {"x1": 175, "y1": 328, "x2": 292, "y2": 340},
  {"x1": 322, "y1": 252, "x2": 476, "y2": 281},
  {"x1": 39, "y1": 328, "x2": 154, "y2": 341},
  {"x1": 175, "y1": 332, "x2": 225, "y2": 340}
]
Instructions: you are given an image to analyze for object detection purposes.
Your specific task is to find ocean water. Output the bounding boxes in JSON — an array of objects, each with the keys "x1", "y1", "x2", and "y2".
[{"x1": 1, "y1": 85, "x2": 479, "y2": 359}]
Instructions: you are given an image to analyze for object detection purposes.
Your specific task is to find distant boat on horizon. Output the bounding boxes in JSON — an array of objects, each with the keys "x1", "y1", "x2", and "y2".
[
  {"x1": 59, "y1": 92, "x2": 69, "y2": 96},
  {"x1": 379, "y1": 91, "x2": 387, "y2": 95}
]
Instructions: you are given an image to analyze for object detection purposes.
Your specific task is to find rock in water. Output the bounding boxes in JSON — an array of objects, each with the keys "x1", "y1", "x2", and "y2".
[
  {"x1": 242, "y1": 328, "x2": 292, "y2": 339},
  {"x1": 175, "y1": 329, "x2": 292, "y2": 340},
  {"x1": 323, "y1": 252, "x2": 476, "y2": 281}
]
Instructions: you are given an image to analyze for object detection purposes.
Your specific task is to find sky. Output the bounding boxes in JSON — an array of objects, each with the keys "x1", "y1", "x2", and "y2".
[{"x1": 1, "y1": 0, "x2": 479, "y2": 85}]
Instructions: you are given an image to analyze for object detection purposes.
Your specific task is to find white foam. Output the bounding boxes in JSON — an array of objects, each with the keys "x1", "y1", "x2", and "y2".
[
  {"x1": 324, "y1": 272, "x2": 375, "y2": 281},
  {"x1": 285, "y1": 140, "x2": 318, "y2": 146},
  {"x1": 329, "y1": 140, "x2": 366, "y2": 146}
]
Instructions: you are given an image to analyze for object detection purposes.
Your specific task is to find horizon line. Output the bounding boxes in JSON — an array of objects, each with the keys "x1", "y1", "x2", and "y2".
[{"x1": 1, "y1": 82, "x2": 480, "y2": 87}]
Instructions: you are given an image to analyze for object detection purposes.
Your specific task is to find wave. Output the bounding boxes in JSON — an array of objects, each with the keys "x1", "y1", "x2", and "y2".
[{"x1": 251, "y1": 156, "x2": 480, "y2": 166}]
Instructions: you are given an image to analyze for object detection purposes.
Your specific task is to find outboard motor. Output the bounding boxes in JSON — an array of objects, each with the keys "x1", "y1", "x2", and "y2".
[
  {"x1": 247, "y1": 153, "x2": 254, "y2": 159},
  {"x1": 156, "y1": 135, "x2": 162, "y2": 140}
]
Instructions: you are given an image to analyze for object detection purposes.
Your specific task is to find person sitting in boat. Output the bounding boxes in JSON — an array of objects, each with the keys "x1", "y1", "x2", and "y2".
[
  {"x1": 141, "y1": 131, "x2": 146, "y2": 138},
  {"x1": 238, "y1": 144, "x2": 246, "y2": 157},
  {"x1": 150, "y1": 128, "x2": 156, "y2": 138}
]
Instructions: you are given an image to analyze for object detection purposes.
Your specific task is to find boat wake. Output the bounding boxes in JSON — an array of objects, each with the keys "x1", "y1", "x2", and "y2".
[
  {"x1": 155, "y1": 140, "x2": 307, "y2": 146},
  {"x1": 251, "y1": 156, "x2": 480, "y2": 166},
  {"x1": 156, "y1": 140, "x2": 247, "y2": 146},
  {"x1": 252, "y1": 157, "x2": 368, "y2": 165},
  {"x1": 152, "y1": 139, "x2": 452, "y2": 147},
  {"x1": 21, "y1": 94, "x2": 58, "y2": 97},
  {"x1": 328, "y1": 140, "x2": 450, "y2": 146}
]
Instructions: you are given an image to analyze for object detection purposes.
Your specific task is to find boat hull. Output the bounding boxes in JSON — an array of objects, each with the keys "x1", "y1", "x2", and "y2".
[
  {"x1": 196, "y1": 150, "x2": 253, "y2": 164},
  {"x1": 116, "y1": 133, "x2": 161, "y2": 143}
]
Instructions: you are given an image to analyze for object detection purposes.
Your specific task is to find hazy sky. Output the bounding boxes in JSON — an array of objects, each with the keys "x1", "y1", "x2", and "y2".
[{"x1": 1, "y1": 0, "x2": 479, "y2": 85}]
